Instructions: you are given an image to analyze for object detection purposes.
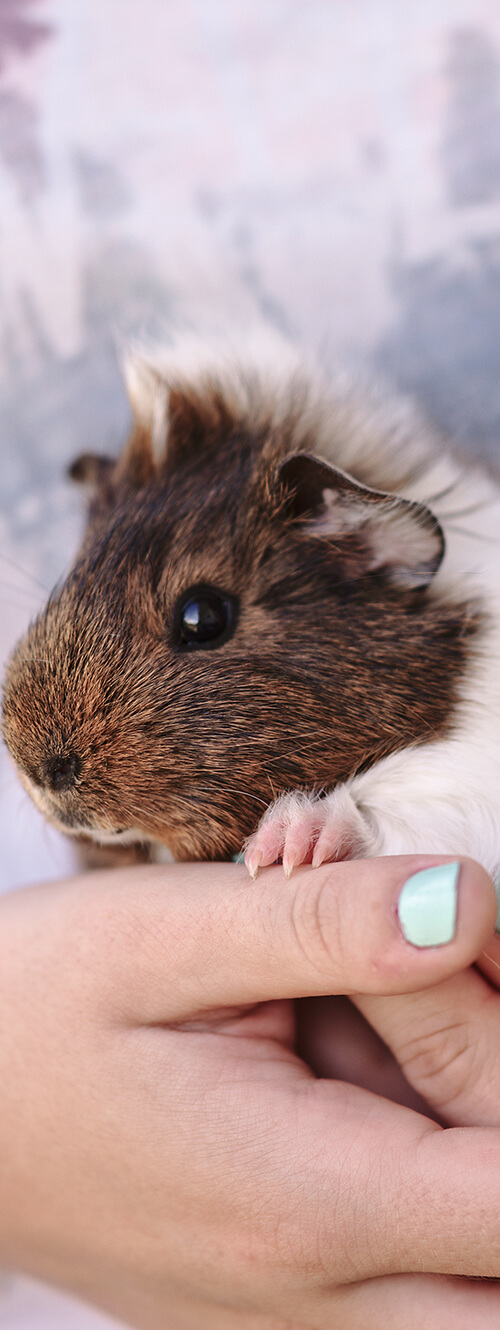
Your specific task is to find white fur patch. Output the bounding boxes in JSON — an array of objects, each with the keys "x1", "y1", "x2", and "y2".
[
  {"x1": 121, "y1": 328, "x2": 440, "y2": 488},
  {"x1": 122, "y1": 328, "x2": 308, "y2": 463}
]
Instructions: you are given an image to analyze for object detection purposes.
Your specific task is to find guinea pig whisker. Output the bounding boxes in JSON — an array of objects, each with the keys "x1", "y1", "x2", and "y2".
[
  {"x1": 123, "y1": 785, "x2": 271, "y2": 830},
  {"x1": 0, "y1": 579, "x2": 45, "y2": 603},
  {"x1": 0, "y1": 553, "x2": 49, "y2": 593},
  {"x1": 209, "y1": 786, "x2": 270, "y2": 809},
  {"x1": 425, "y1": 478, "x2": 461, "y2": 505},
  {"x1": 444, "y1": 522, "x2": 497, "y2": 543},
  {"x1": 260, "y1": 744, "x2": 323, "y2": 766},
  {"x1": 439, "y1": 496, "x2": 498, "y2": 521}
]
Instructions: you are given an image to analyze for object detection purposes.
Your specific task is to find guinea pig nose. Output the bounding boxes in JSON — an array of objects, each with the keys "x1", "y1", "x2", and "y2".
[{"x1": 44, "y1": 752, "x2": 81, "y2": 793}]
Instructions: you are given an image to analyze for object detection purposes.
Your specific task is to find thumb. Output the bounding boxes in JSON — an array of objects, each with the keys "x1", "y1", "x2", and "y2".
[{"x1": 27, "y1": 854, "x2": 496, "y2": 1024}]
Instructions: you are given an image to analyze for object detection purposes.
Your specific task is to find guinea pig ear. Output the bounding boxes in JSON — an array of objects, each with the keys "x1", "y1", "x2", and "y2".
[
  {"x1": 278, "y1": 453, "x2": 444, "y2": 590},
  {"x1": 122, "y1": 355, "x2": 168, "y2": 469},
  {"x1": 122, "y1": 349, "x2": 237, "y2": 473},
  {"x1": 68, "y1": 452, "x2": 115, "y2": 492}
]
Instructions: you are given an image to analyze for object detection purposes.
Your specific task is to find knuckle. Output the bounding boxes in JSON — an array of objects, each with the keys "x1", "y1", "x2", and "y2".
[{"x1": 399, "y1": 1013, "x2": 477, "y2": 1105}]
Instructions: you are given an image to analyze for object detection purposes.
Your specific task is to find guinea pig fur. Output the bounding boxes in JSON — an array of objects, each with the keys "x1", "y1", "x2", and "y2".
[{"x1": 2, "y1": 332, "x2": 499, "y2": 877}]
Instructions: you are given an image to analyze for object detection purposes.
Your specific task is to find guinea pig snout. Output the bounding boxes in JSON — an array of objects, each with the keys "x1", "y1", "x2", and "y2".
[{"x1": 43, "y1": 750, "x2": 81, "y2": 794}]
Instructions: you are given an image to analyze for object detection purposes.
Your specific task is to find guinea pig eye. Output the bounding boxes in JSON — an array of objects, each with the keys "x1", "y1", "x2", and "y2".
[{"x1": 174, "y1": 585, "x2": 238, "y2": 650}]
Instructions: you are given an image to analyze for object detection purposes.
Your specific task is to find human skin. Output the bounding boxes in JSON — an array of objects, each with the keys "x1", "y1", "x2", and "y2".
[
  {"x1": 299, "y1": 936, "x2": 500, "y2": 1122},
  {"x1": 2, "y1": 856, "x2": 500, "y2": 1329}
]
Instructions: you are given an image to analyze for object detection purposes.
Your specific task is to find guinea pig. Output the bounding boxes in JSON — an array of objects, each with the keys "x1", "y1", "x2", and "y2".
[{"x1": 2, "y1": 331, "x2": 500, "y2": 879}]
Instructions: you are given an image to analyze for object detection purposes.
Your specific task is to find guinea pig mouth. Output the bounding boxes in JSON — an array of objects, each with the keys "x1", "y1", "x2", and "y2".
[
  {"x1": 87, "y1": 826, "x2": 151, "y2": 846},
  {"x1": 51, "y1": 817, "x2": 147, "y2": 845},
  {"x1": 52, "y1": 819, "x2": 157, "y2": 848},
  {"x1": 48, "y1": 811, "x2": 150, "y2": 847},
  {"x1": 14, "y1": 768, "x2": 138, "y2": 842}
]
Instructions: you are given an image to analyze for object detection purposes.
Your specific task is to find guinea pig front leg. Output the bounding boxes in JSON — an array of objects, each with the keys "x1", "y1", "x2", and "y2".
[
  {"x1": 244, "y1": 785, "x2": 377, "y2": 878},
  {"x1": 245, "y1": 735, "x2": 500, "y2": 881}
]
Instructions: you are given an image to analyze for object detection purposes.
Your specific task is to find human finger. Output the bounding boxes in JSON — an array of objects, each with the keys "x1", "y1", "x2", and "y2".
[
  {"x1": 324, "y1": 1272, "x2": 500, "y2": 1330},
  {"x1": 24, "y1": 854, "x2": 494, "y2": 1023},
  {"x1": 355, "y1": 955, "x2": 500, "y2": 1126}
]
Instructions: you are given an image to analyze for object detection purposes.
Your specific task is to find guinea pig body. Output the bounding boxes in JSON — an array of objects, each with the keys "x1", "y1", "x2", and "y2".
[{"x1": 2, "y1": 332, "x2": 500, "y2": 877}]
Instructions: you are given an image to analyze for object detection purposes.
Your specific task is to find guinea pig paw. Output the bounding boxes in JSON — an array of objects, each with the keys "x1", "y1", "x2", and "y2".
[
  {"x1": 244, "y1": 787, "x2": 375, "y2": 878},
  {"x1": 311, "y1": 786, "x2": 375, "y2": 867},
  {"x1": 244, "y1": 791, "x2": 334, "y2": 879},
  {"x1": 244, "y1": 793, "x2": 313, "y2": 877}
]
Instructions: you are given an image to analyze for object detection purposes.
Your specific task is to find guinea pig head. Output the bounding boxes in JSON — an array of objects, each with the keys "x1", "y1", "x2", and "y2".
[{"x1": 1, "y1": 373, "x2": 475, "y2": 860}]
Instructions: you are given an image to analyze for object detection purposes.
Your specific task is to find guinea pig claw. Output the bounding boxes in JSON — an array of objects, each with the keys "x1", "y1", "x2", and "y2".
[
  {"x1": 245, "y1": 848, "x2": 262, "y2": 879},
  {"x1": 311, "y1": 843, "x2": 327, "y2": 869},
  {"x1": 282, "y1": 849, "x2": 296, "y2": 878}
]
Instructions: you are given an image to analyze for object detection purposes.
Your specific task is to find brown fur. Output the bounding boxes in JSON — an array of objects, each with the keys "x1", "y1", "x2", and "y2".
[{"x1": 2, "y1": 377, "x2": 480, "y2": 862}]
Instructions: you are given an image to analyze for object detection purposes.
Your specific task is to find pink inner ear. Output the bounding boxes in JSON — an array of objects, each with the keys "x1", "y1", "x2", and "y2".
[
  {"x1": 362, "y1": 502, "x2": 444, "y2": 586},
  {"x1": 309, "y1": 487, "x2": 444, "y2": 588},
  {"x1": 278, "y1": 452, "x2": 444, "y2": 589}
]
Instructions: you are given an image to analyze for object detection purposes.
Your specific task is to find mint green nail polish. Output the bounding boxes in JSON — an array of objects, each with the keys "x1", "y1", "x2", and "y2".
[{"x1": 398, "y1": 862, "x2": 459, "y2": 947}]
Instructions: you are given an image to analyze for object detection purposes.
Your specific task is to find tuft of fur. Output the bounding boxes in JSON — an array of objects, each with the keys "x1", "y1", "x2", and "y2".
[{"x1": 2, "y1": 331, "x2": 499, "y2": 874}]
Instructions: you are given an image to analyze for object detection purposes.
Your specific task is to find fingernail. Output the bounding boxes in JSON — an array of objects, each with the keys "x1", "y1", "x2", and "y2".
[
  {"x1": 398, "y1": 862, "x2": 459, "y2": 948},
  {"x1": 494, "y1": 875, "x2": 500, "y2": 933}
]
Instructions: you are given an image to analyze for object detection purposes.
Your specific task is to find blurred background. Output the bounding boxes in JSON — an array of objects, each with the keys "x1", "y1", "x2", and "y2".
[{"x1": 2, "y1": 1, "x2": 500, "y2": 1324}]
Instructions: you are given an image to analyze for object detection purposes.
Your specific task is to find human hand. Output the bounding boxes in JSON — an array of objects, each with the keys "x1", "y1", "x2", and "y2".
[{"x1": 1, "y1": 857, "x2": 500, "y2": 1330}]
